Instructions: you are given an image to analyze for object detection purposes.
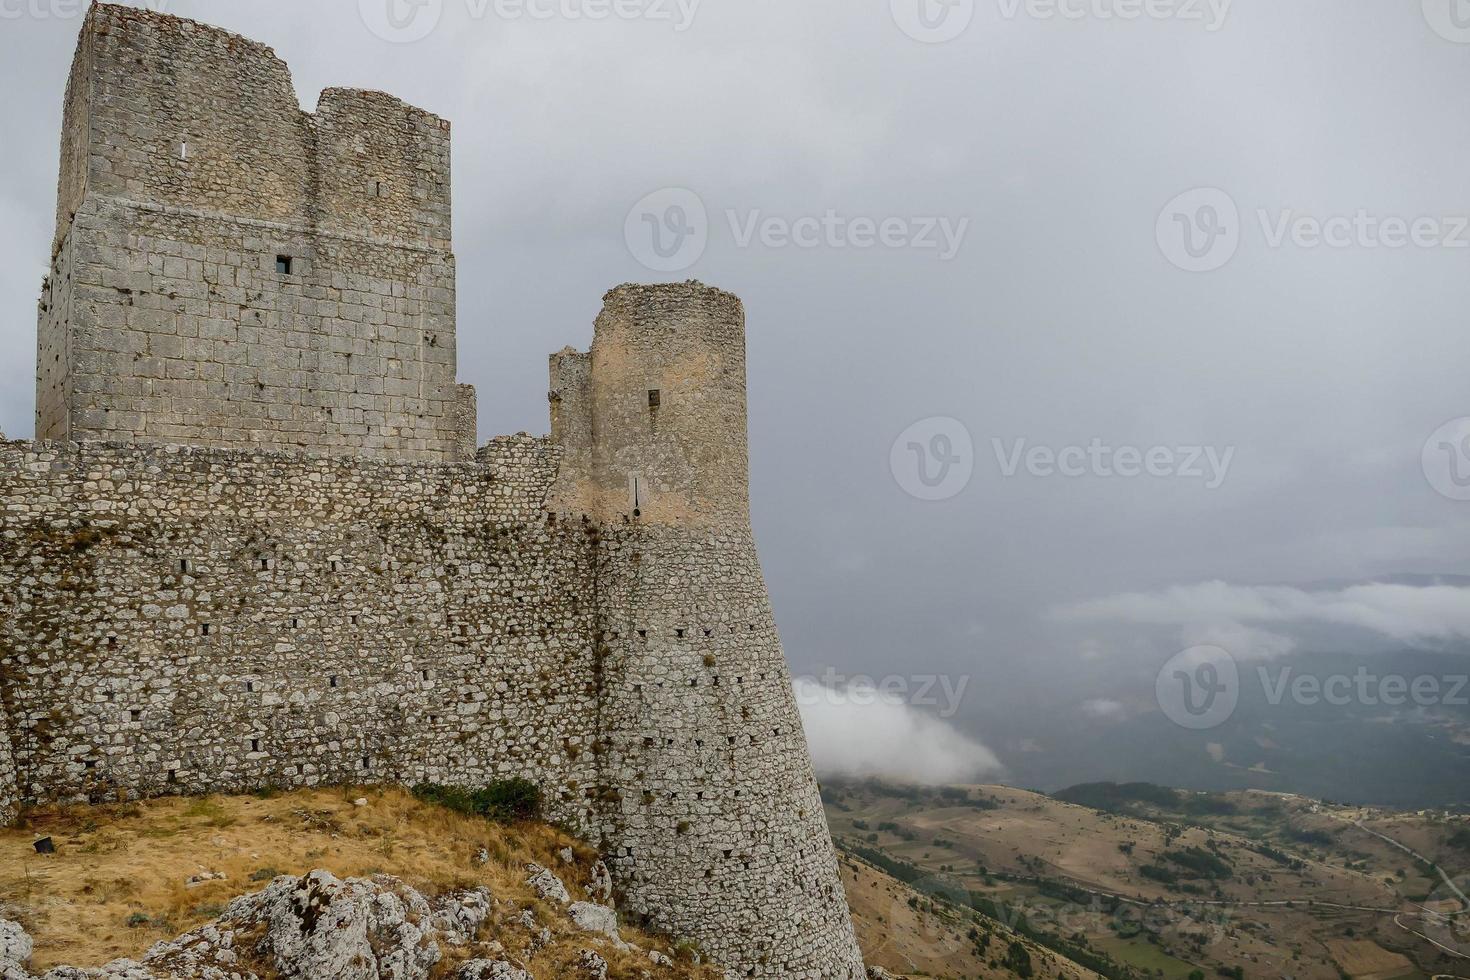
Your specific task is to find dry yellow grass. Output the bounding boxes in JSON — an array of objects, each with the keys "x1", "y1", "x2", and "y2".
[
  {"x1": 1324, "y1": 939, "x2": 1415, "y2": 980},
  {"x1": 0, "y1": 787, "x2": 719, "y2": 979}
]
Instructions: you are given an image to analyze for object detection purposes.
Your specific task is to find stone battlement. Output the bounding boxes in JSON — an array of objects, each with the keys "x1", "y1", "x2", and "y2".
[{"x1": 2, "y1": 7, "x2": 868, "y2": 979}]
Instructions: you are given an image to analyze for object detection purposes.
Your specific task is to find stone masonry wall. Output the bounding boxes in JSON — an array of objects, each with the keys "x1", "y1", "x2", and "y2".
[
  {"x1": 37, "y1": 5, "x2": 469, "y2": 459},
  {"x1": 0, "y1": 700, "x2": 15, "y2": 827},
  {"x1": 591, "y1": 525, "x2": 867, "y2": 980},
  {"x1": 0, "y1": 437, "x2": 603, "y2": 826},
  {"x1": 554, "y1": 284, "x2": 867, "y2": 979}
]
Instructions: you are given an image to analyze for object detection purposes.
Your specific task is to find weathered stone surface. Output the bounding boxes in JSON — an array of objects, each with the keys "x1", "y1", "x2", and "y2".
[
  {"x1": 0, "y1": 920, "x2": 33, "y2": 977},
  {"x1": 36, "y1": 5, "x2": 470, "y2": 460},
  {"x1": 567, "y1": 902, "x2": 624, "y2": 947},
  {"x1": 5, "y1": 7, "x2": 868, "y2": 979},
  {"x1": 525, "y1": 866, "x2": 571, "y2": 907},
  {"x1": 2, "y1": 874, "x2": 496, "y2": 980},
  {"x1": 456, "y1": 962, "x2": 532, "y2": 980},
  {"x1": 576, "y1": 950, "x2": 608, "y2": 980},
  {"x1": 586, "y1": 860, "x2": 613, "y2": 903}
]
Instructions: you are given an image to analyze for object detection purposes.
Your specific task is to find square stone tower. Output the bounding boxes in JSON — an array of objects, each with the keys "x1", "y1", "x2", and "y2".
[{"x1": 36, "y1": 4, "x2": 476, "y2": 460}]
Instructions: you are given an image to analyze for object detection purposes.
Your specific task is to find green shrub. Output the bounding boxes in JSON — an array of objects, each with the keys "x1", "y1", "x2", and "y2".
[{"x1": 411, "y1": 780, "x2": 543, "y2": 824}]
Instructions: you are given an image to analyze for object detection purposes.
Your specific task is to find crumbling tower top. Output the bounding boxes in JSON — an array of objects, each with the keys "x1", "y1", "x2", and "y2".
[{"x1": 37, "y1": 3, "x2": 473, "y2": 460}]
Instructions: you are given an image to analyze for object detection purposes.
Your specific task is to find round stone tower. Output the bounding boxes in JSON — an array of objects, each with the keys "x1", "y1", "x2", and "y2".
[{"x1": 550, "y1": 282, "x2": 866, "y2": 979}]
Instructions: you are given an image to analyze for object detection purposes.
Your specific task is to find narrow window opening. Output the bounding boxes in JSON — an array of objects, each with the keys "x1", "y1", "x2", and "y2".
[
  {"x1": 275, "y1": 255, "x2": 293, "y2": 275},
  {"x1": 179, "y1": 559, "x2": 190, "y2": 573},
  {"x1": 375, "y1": 180, "x2": 383, "y2": 197},
  {"x1": 200, "y1": 623, "x2": 211, "y2": 637},
  {"x1": 329, "y1": 675, "x2": 339, "y2": 689},
  {"x1": 250, "y1": 738, "x2": 260, "y2": 753},
  {"x1": 179, "y1": 141, "x2": 188, "y2": 161},
  {"x1": 260, "y1": 558, "x2": 271, "y2": 571},
  {"x1": 130, "y1": 709, "x2": 141, "y2": 722},
  {"x1": 648, "y1": 389, "x2": 661, "y2": 410},
  {"x1": 361, "y1": 756, "x2": 371, "y2": 770},
  {"x1": 245, "y1": 681, "x2": 255, "y2": 693},
  {"x1": 167, "y1": 769, "x2": 178, "y2": 784}
]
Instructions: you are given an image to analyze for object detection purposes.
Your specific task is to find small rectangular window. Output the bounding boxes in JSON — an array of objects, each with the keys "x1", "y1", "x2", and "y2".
[
  {"x1": 275, "y1": 255, "x2": 293, "y2": 275},
  {"x1": 648, "y1": 389, "x2": 661, "y2": 410},
  {"x1": 179, "y1": 141, "x2": 189, "y2": 161}
]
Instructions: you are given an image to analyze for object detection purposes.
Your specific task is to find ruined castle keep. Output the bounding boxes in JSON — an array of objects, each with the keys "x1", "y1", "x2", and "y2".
[{"x1": 0, "y1": 6, "x2": 867, "y2": 978}]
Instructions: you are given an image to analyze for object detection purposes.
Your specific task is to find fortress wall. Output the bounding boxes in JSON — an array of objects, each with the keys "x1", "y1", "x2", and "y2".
[
  {"x1": 0, "y1": 437, "x2": 603, "y2": 826},
  {"x1": 550, "y1": 284, "x2": 866, "y2": 979},
  {"x1": 53, "y1": 10, "x2": 93, "y2": 256},
  {"x1": 36, "y1": 225, "x2": 78, "y2": 441},
  {"x1": 39, "y1": 5, "x2": 467, "y2": 459},
  {"x1": 0, "y1": 701, "x2": 15, "y2": 827},
  {"x1": 593, "y1": 526, "x2": 867, "y2": 980},
  {"x1": 45, "y1": 197, "x2": 464, "y2": 459}
]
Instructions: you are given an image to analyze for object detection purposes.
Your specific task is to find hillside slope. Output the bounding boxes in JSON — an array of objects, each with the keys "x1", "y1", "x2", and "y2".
[
  {"x1": 0, "y1": 788, "x2": 722, "y2": 978},
  {"x1": 825, "y1": 780, "x2": 1470, "y2": 980}
]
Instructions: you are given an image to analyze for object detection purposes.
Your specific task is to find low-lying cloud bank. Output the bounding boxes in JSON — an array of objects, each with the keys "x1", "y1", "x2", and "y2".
[
  {"x1": 1054, "y1": 581, "x2": 1470, "y2": 649},
  {"x1": 793, "y1": 677, "x2": 1004, "y2": 785}
]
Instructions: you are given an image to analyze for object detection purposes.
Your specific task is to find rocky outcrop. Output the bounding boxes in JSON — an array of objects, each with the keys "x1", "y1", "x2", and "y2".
[{"x1": 0, "y1": 869, "x2": 652, "y2": 980}]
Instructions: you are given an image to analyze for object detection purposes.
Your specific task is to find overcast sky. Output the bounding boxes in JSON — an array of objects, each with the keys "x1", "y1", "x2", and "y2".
[{"x1": 4, "y1": 0, "x2": 1470, "y2": 768}]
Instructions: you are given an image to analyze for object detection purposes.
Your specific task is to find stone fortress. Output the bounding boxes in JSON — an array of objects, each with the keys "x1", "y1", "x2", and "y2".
[{"x1": 0, "y1": 5, "x2": 867, "y2": 978}]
